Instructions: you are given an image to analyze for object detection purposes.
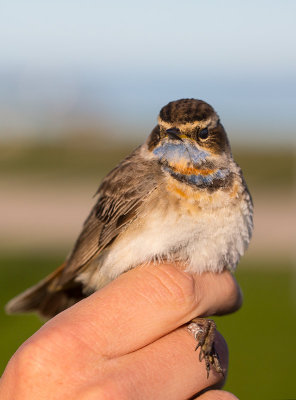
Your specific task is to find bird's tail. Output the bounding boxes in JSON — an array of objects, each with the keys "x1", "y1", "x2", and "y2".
[{"x1": 5, "y1": 264, "x2": 83, "y2": 319}]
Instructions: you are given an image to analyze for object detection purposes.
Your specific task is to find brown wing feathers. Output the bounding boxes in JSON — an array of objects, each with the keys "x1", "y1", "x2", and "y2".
[{"x1": 6, "y1": 147, "x2": 160, "y2": 318}]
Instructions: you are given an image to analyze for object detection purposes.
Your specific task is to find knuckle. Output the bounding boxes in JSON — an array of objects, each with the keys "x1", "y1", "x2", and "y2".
[
  {"x1": 12, "y1": 327, "x2": 64, "y2": 379},
  {"x1": 10, "y1": 340, "x2": 44, "y2": 381},
  {"x1": 222, "y1": 272, "x2": 243, "y2": 313},
  {"x1": 141, "y1": 264, "x2": 198, "y2": 309}
]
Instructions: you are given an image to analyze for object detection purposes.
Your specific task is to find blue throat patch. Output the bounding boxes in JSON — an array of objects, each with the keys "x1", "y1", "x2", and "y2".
[
  {"x1": 163, "y1": 166, "x2": 229, "y2": 187},
  {"x1": 153, "y1": 140, "x2": 229, "y2": 187},
  {"x1": 153, "y1": 140, "x2": 209, "y2": 165}
]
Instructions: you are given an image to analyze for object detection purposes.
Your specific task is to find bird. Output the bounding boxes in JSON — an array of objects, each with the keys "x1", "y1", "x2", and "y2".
[{"x1": 6, "y1": 98, "x2": 253, "y2": 376}]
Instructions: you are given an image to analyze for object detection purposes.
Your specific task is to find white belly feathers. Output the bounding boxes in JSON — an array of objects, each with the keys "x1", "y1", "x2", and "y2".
[{"x1": 78, "y1": 181, "x2": 252, "y2": 292}]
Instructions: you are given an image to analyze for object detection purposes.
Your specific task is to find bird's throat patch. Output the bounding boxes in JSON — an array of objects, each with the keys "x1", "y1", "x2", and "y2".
[
  {"x1": 165, "y1": 166, "x2": 229, "y2": 188},
  {"x1": 153, "y1": 140, "x2": 230, "y2": 189},
  {"x1": 153, "y1": 141, "x2": 209, "y2": 165}
]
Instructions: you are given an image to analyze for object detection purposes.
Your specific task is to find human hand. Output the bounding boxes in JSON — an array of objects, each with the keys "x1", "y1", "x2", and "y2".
[{"x1": 0, "y1": 263, "x2": 241, "y2": 399}]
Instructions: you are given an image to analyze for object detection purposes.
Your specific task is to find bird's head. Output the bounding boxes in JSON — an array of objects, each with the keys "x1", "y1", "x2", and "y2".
[{"x1": 146, "y1": 99, "x2": 233, "y2": 187}]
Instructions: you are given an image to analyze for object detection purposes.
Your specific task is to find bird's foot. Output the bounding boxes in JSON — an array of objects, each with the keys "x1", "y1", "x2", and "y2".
[{"x1": 187, "y1": 318, "x2": 223, "y2": 378}]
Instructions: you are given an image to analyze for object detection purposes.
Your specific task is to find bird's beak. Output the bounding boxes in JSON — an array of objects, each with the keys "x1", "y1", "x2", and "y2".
[{"x1": 166, "y1": 128, "x2": 183, "y2": 142}]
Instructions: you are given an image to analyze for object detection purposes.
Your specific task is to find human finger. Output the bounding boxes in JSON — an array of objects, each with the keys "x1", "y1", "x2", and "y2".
[
  {"x1": 196, "y1": 390, "x2": 239, "y2": 399},
  {"x1": 45, "y1": 263, "x2": 241, "y2": 359},
  {"x1": 76, "y1": 328, "x2": 228, "y2": 400}
]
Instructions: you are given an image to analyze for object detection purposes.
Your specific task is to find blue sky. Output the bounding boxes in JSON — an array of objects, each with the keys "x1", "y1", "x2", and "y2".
[{"x1": 0, "y1": 0, "x2": 295, "y2": 144}]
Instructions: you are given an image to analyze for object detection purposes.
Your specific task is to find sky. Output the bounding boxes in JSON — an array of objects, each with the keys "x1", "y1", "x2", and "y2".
[{"x1": 0, "y1": 0, "x2": 295, "y2": 144}]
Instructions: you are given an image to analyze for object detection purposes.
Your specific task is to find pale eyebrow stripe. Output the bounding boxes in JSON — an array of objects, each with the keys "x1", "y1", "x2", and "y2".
[{"x1": 158, "y1": 115, "x2": 219, "y2": 131}]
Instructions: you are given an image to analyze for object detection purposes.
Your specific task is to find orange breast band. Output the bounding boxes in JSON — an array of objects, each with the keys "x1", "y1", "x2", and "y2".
[{"x1": 170, "y1": 160, "x2": 217, "y2": 176}]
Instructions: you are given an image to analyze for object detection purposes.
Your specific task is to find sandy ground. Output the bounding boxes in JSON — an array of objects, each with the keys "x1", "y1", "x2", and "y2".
[{"x1": 1, "y1": 177, "x2": 295, "y2": 259}]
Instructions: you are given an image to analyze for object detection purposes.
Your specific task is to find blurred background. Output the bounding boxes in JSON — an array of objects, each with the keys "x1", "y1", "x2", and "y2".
[{"x1": 0, "y1": 0, "x2": 295, "y2": 398}]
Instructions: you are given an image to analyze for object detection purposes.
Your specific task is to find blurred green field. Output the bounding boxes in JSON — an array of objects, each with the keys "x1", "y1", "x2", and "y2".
[
  {"x1": 1, "y1": 254, "x2": 295, "y2": 399},
  {"x1": 0, "y1": 141, "x2": 294, "y2": 191}
]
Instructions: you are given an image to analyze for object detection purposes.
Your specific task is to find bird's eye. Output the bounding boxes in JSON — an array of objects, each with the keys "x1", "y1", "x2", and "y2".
[{"x1": 198, "y1": 128, "x2": 209, "y2": 140}]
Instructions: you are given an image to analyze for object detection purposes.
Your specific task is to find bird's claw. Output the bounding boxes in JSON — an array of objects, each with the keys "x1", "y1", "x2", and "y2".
[{"x1": 187, "y1": 318, "x2": 224, "y2": 378}]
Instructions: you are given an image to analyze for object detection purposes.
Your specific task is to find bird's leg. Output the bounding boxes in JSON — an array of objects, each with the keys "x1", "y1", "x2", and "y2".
[{"x1": 187, "y1": 318, "x2": 223, "y2": 378}]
